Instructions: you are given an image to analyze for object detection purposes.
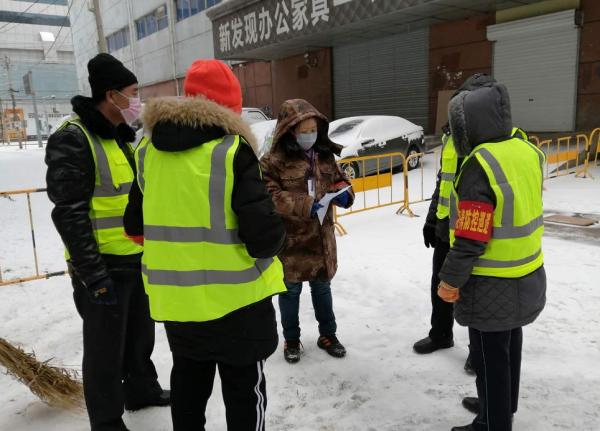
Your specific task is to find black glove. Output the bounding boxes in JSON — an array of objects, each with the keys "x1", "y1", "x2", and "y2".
[
  {"x1": 87, "y1": 277, "x2": 118, "y2": 305},
  {"x1": 332, "y1": 191, "x2": 351, "y2": 208},
  {"x1": 423, "y1": 223, "x2": 437, "y2": 249}
]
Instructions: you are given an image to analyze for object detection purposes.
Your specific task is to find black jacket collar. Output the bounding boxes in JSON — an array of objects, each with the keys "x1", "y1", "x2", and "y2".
[{"x1": 71, "y1": 95, "x2": 136, "y2": 143}]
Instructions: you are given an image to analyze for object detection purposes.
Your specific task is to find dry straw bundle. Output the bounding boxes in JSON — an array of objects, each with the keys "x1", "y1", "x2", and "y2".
[{"x1": 0, "y1": 337, "x2": 83, "y2": 411}]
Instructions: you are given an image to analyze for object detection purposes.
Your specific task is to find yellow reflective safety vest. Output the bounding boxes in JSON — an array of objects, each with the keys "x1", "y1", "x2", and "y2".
[
  {"x1": 59, "y1": 117, "x2": 142, "y2": 258},
  {"x1": 449, "y1": 136, "x2": 546, "y2": 278},
  {"x1": 437, "y1": 127, "x2": 528, "y2": 220},
  {"x1": 436, "y1": 134, "x2": 458, "y2": 220},
  {"x1": 512, "y1": 127, "x2": 527, "y2": 141},
  {"x1": 136, "y1": 134, "x2": 286, "y2": 322}
]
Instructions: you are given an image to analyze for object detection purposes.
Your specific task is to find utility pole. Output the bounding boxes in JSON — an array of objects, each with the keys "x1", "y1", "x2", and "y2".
[
  {"x1": 23, "y1": 71, "x2": 43, "y2": 148},
  {"x1": 3, "y1": 55, "x2": 23, "y2": 149},
  {"x1": 165, "y1": 2, "x2": 180, "y2": 96},
  {"x1": 92, "y1": 0, "x2": 108, "y2": 53},
  {"x1": 0, "y1": 96, "x2": 5, "y2": 145}
]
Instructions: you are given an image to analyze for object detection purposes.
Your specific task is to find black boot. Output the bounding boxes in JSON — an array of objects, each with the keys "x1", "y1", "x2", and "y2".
[
  {"x1": 284, "y1": 340, "x2": 303, "y2": 364},
  {"x1": 462, "y1": 397, "x2": 479, "y2": 414},
  {"x1": 413, "y1": 336, "x2": 454, "y2": 354},
  {"x1": 451, "y1": 425, "x2": 473, "y2": 431},
  {"x1": 125, "y1": 389, "x2": 170, "y2": 411},
  {"x1": 317, "y1": 335, "x2": 346, "y2": 358}
]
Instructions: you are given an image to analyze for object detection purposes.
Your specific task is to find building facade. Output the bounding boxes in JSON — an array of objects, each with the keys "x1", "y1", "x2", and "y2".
[
  {"x1": 68, "y1": 0, "x2": 223, "y2": 101},
  {"x1": 0, "y1": 0, "x2": 77, "y2": 140},
  {"x1": 208, "y1": 0, "x2": 600, "y2": 133}
]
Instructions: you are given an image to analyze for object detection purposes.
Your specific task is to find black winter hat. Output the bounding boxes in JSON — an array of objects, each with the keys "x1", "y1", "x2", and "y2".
[{"x1": 88, "y1": 53, "x2": 137, "y2": 101}]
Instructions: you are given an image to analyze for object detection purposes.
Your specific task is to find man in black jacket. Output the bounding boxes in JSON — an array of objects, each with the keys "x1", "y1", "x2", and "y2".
[
  {"x1": 415, "y1": 74, "x2": 496, "y2": 374},
  {"x1": 46, "y1": 54, "x2": 168, "y2": 431},
  {"x1": 124, "y1": 60, "x2": 286, "y2": 431}
]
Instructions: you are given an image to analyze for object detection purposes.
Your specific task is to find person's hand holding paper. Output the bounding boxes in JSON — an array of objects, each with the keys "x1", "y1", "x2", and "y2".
[{"x1": 316, "y1": 185, "x2": 352, "y2": 224}]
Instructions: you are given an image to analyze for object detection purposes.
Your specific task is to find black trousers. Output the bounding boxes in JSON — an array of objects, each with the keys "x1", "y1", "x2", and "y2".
[
  {"x1": 170, "y1": 354, "x2": 268, "y2": 431},
  {"x1": 429, "y1": 240, "x2": 454, "y2": 341},
  {"x1": 469, "y1": 327, "x2": 523, "y2": 431},
  {"x1": 73, "y1": 266, "x2": 161, "y2": 431}
]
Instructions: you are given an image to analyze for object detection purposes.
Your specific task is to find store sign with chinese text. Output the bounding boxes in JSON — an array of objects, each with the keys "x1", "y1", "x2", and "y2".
[
  {"x1": 214, "y1": 0, "x2": 332, "y2": 57},
  {"x1": 212, "y1": 0, "x2": 418, "y2": 58}
]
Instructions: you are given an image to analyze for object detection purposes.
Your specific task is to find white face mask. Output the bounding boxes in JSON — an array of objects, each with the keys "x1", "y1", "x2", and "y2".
[
  {"x1": 296, "y1": 132, "x2": 318, "y2": 151},
  {"x1": 112, "y1": 90, "x2": 142, "y2": 125}
]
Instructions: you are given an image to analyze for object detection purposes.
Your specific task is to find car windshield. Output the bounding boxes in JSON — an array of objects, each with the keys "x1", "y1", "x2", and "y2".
[{"x1": 329, "y1": 119, "x2": 364, "y2": 137}]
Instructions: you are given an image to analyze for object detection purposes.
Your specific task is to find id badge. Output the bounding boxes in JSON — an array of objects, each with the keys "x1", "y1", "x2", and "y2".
[{"x1": 307, "y1": 178, "x2": 316, "y2": 198}]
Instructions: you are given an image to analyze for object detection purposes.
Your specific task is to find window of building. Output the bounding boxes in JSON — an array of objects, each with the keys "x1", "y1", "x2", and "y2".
[
  {"x1": 135, "y1": 5, "x2": 168, "y2": 40},
  {"x1": 39, "y1": 31, "x2": 55, "y2": 42},
  {"x1": 106, "y1": 27, "x2": 130, "y2": 53},
  {"x1": 176, "y1": 0, "x2": 220, "y2": 22}
]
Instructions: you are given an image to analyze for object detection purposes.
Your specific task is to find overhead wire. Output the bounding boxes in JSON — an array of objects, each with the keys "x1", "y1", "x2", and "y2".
[
  {"x1": 0, "y1": 0, "x2": 42, "y2": 32},
  {"x1": 0, "y1": 2, "x2": 56, "y2": 34}
]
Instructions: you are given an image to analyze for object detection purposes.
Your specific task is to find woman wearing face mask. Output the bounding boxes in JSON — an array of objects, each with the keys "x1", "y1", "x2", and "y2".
[{"x1": 260, "y1": 99, "x2": 355, "y2": 364}]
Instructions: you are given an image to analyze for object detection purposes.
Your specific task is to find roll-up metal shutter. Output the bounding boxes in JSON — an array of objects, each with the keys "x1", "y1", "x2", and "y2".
[
  {"x1": 488, "y1": 10, "x2": 579, "y2": 132},
  {"x1": 333, "y1": 28, "x2": 429, "y2": 130}
]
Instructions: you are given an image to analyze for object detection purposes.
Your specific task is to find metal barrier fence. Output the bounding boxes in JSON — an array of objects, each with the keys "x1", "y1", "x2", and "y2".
[
  {"x1": 531, "y1": 128, "x2": 600, "y2": 180},
  {"x1": 332, "y1": 128, "x2": 600, "y2": 235},
  {"x1": 0, "y1": 188, "x2": 68, "y2": 287},
  {"x1": 585, "y1": 127, "x2": 600, "y2": 178},
  {"x1": 334, "y1": 151, "x2": 427, "y2": 235}
]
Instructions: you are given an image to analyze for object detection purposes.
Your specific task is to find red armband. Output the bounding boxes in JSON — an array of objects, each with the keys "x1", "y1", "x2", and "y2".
[
  {"x1": 454, "y1": 200, "x2": 494, "y2": 242},
  {"x1": 330, "y1": 180, "x2": 351, "y2": 192},
  {"x1": 124, "y1": 232, "x2": 144, "y2": 245}
]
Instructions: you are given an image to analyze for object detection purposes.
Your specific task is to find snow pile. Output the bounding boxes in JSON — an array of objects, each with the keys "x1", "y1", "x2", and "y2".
[{"x1": 1, "y1": 148, "x2": 599, "y2": 431}]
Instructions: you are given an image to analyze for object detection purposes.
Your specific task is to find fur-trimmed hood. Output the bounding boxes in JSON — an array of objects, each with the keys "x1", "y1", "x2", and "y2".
[
  {"x1": 271, "y1": 99, "x2": 342, "y2": 159},
  {"x1": 448, "y1": 83, "x2": 513, "y2": 157},
  {"x1": 142, "y1": 96, "x2": 258, "y2": 153}
]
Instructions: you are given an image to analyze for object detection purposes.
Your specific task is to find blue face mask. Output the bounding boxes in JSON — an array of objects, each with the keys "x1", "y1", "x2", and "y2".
[{"x1": 296, "y1": 132, "x2": 318, "y2": 150}]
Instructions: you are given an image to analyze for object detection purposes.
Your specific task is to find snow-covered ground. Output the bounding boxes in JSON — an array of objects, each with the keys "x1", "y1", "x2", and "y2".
[{"x1": 1, "y1": 146, "x2": 599, "y2": 431}]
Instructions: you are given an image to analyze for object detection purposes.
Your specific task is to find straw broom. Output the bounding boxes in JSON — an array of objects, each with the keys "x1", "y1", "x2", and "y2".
[{"x1": 0, "y1": 337, "x2": 84, "y2": 411}]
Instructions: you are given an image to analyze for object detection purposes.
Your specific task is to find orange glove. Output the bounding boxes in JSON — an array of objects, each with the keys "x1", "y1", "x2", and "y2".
[{"x1": 438, "y1": 280, "x2": 460, "y2": 303}]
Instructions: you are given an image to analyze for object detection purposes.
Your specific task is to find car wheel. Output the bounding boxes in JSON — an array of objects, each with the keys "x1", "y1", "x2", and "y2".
[
  {"x1": 340, "y1": 162, "x2": 360, "y2": 180},
  {"x1": 407, "y1": 145, "x2": 421, "y2": 171}
]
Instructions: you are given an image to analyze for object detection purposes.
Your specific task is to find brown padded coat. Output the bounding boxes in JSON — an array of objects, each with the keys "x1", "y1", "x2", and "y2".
[{"x1": 260, "y1": 99, "x2": 354, "y2": 283}]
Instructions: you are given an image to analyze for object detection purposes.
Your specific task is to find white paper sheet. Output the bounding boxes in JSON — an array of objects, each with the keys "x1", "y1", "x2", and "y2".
[{"x1": 317, "y1": 185, "x2": 352, "y2": 225}]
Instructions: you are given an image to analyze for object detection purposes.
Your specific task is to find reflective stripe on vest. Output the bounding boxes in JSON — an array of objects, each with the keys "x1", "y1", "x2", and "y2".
[
  {"x1": 449, "y1": 137, "x2": 544, "y2": 278},
  {"x1": 136, "y1": 134, "x2": 286, "y2": 322},
  {"x1": 141, "y1": 257, "x2": 276, "y2": 287},
  {"x1": 62, "y1": 118, "x2": 142, "y2": 257},
  {"x1": 436, "y1": 135, "x2": 458, "y2": 219}
]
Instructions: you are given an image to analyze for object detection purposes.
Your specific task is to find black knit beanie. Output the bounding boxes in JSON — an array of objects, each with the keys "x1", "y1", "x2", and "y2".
[{"x1": 88, "y1": 53, "x2": 137, "y2": 102}]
